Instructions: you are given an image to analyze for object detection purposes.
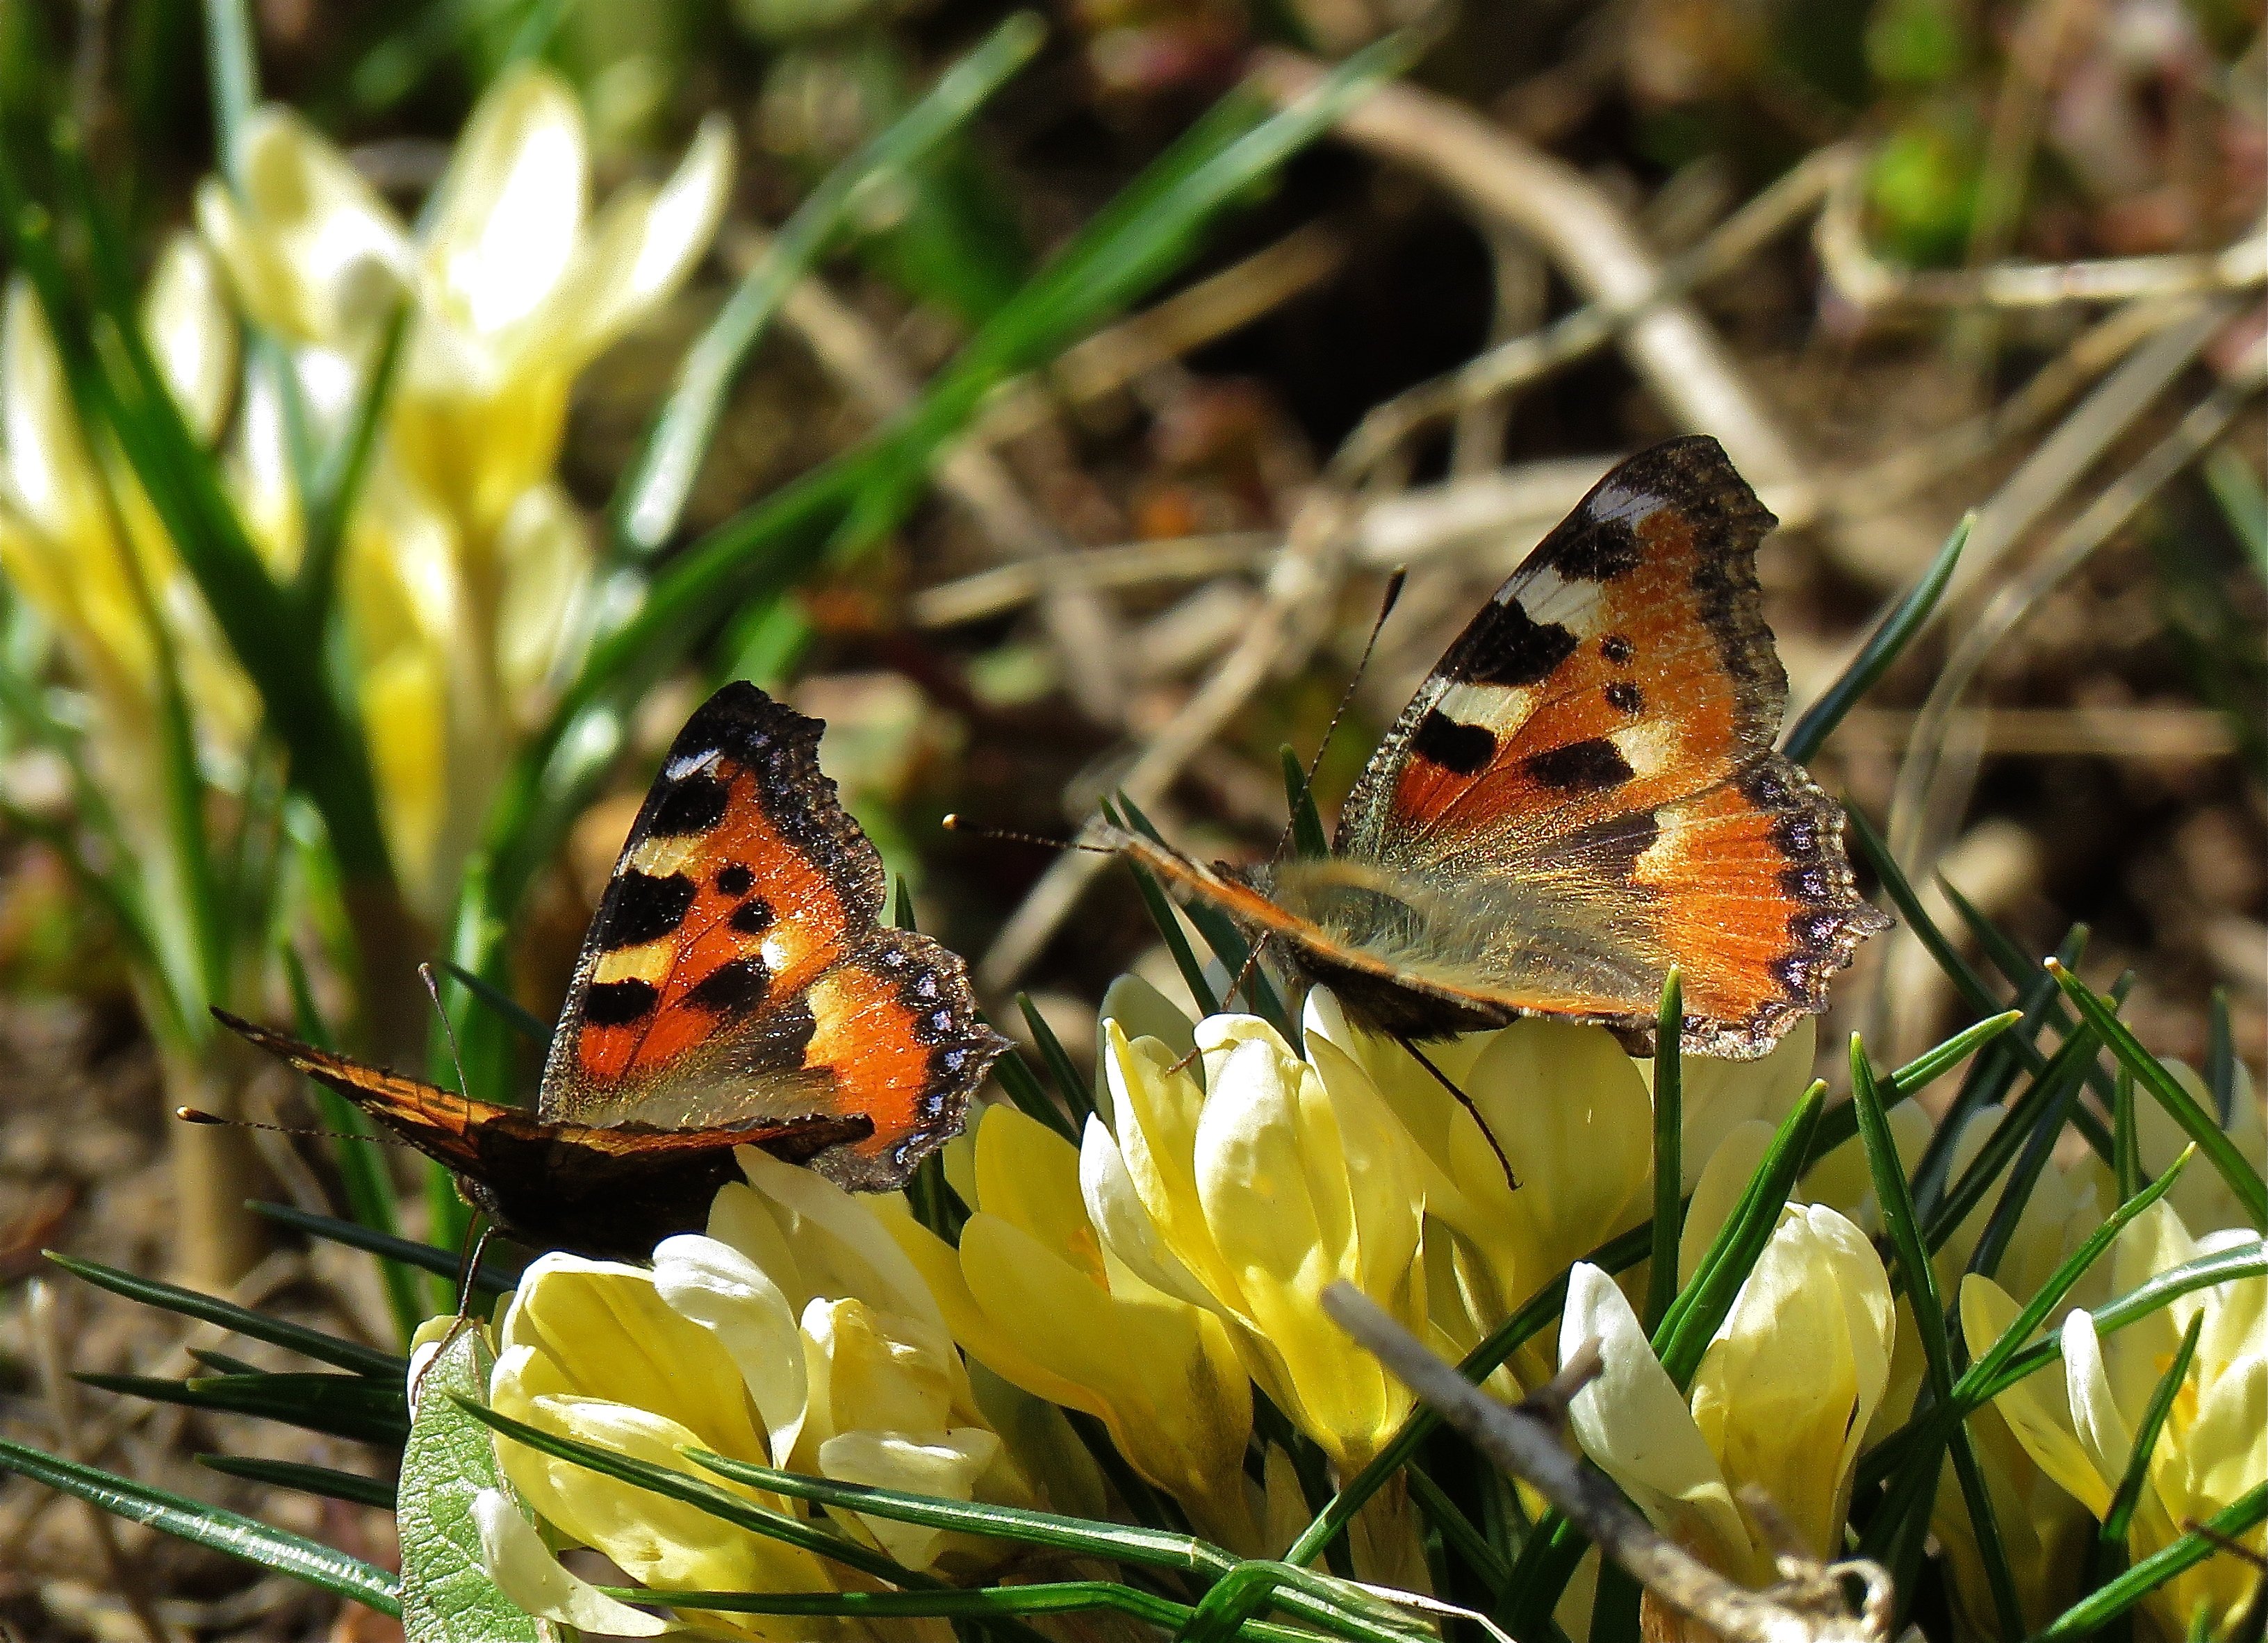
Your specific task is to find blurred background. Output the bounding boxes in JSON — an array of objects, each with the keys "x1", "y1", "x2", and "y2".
[{"x1": 0, "y1": 0, "x2": 2258, "y2": 1632}]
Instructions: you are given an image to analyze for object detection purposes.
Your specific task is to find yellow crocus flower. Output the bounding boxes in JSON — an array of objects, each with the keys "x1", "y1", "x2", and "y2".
[
  {"x1": 1964, "y1": 1200, "x2": 2267, "y2": 1642},
  {"x1": 1560, "y1": 1197, "x2": 1896, "y2": 1587},
  {"x1": 487, "y1": 1150, "x2": 1040, "y2": 1631},
  {"x1": 197, "y1": 66, "x2": 731, "y2": 911},
  {"x1": 1090, "y1": 1003, "x2": 1426, "y2": 1474},
  {"x1": 886, "y1": 1102, "x2": 1258, "y2": 1549}
]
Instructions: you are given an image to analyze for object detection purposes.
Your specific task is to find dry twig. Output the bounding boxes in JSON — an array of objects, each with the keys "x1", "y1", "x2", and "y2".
[{"x1": 1324, "y1": 1283, "x2": 1894, "y2": 1643}]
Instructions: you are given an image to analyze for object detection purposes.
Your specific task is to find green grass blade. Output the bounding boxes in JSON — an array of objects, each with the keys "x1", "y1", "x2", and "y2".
[
  {"x1": 2203, "y1": 443, "x2": 2268, "y2": 583},
  {"x1": 45, "y1": 1250, "x2": 405, "y2": 1377},
  {"x1": 1967, "y1": 1042, "x2": 2093, "y2": 1279},
  {"x1": 77, "y1": 1371, "x2": 408, "y2": 1446},
  {"x1": 281, "y1": 946, "x2": 422, "y2": 1341},
  {"x1": 1654, "y1": 1082, "x2": 1825, "y2": 1387},
  {"x1": 2032, "y1": 1482, "x2": 2268, "y2": 1642},
  {"x1": 457, "y1": 1397, "x2": 939, "y2": 1590},
  {"x1": 1848, "y1": 808, "x2": 2003, "y2": 1021},
  {"x1": 1019, "y1": 992, "x2": 1091, "y2": 1114},
  {"x1": 2205, "y1": 988, "x2": 2236, "y2": 1126},
  {"x1": 438, "y1": 957, "x2": 548, "y2": 1043},
  {"x1": 989, "y1": 1050, "x2": 1082, "y2": 1143},
  {"x1": 610, "y1": 14, "x2": 1045, "y2": 560},
  {"x1": 1114, "y1": 791, "x2": 1288, "y2": 1027},
  {"x1": 249, "y1": 1200, "x2": 521, "y2": 1297},
  {"x1": 1805, "y1": 1010, "x2": 2024, "y2": 1168},
  {"x1": 607, "y1": 1581, "x2": 1192, "y2": 1628},
  {"x1": 1643, "y1": 969, "x2": 1683, "y2": 1332},
  {"x1": 2047, "y1": 959, "x2": 2266, "y2": 1228},
  {"x1": 296, "y1": 302, "x2": 407, "y2": 622},
  {"x1": 0, "y1": 1433, "x2": 399, "y2": 1613},
  {"x1": 1784, "y1": 513, "x2": 1969, "y2": 761},
  {"x1": 1850, "y1": 1034, "x2": 2026, "y2": 1638},
  {"x1": 1281, "y1": 745, "x2": 1329, "y2": 859},
  {"x1": 2114, "y1": 1069, "x2": 2144, "y2": 1203},
  {"x1": 1108, "y1": 802, "x2": 1224, "y2": 1019},
  {"x1": 196, "y1": 1452, "x2": 397, "y2": 1510},
  {"x1": 1405, "y1": 1460, "x2": 1512, "y2": 1594},
  {"x1": 685, "y1": 1446, "x2": 1228, "y2": 1574},
  {"x1": 201, "y1": 0, "x2": 258, "y2": 181},
  {"x1": 2101, "y1": 1312, "x2": 2202, "y2": 1546}
]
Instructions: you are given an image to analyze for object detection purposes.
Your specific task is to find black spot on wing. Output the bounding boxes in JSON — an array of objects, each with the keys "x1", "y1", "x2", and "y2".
[
  {"x1": 1543, "y1": 509, "x2": 1644, "y2": 581},
  {"x1": 1452, "y1": 600, "x2": 1579, "y2": 688},
  {"x1": 728, "y1": 896, "x2": 776, "y2": 935},
  {"x1": 1606, "y1": 682, "x2": 1643, "y2": 715},
  {"x1": 1411, "y1": 711, "x2": 1497, "y2": 775},
  {"x1": 716, "y1": 864, "x2": 754, "y2": 897},
  {"x1": 596, "y1": 870, "x2": 697, "y2": 950},
  {"x1": 684, "y1": 958, "x2": 769, "y2": 1014},
  {"x1": 1524, "y1": 738, "x2": 1636, "y2": 791},
  {"x1": 1600, "y1": 634, "x2": 1635, "y2": 665},
  {"x1": 1560, "y1": 809, "x2": 1661, "y2": 882},
  {"x1": 584, "y1": 979, "x2": 659, "y2": 1027},
  {"x1": 649, "y1": 773, "x2": 730, "y2": 836}
]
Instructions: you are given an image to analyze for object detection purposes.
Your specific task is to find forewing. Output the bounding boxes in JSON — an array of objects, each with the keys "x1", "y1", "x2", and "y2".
[
  {"x1": 1324, "y1": 437, "x2": 1886, "y2": 1053},
  {"x1": 540, "y1": 682, "x2": 1003, "y2": 1187}
]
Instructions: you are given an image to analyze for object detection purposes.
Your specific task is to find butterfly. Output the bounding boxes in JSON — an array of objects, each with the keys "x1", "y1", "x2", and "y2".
[
  {"x1": 1110, "y1": 436, "x2": 1891, "y2": 1058},
  {"x1": 218, "y1": 682, "x2": 1008, "y2": 1257}
]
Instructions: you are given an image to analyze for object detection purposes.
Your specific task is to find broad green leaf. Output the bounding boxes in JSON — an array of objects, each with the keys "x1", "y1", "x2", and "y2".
[{"x1": 398, "y1": 1323, "x2": 548, "y2": 1643}]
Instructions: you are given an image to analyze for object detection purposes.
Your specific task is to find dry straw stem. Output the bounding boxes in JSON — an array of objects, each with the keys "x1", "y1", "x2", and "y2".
[
  {"x1": 1253, "y1": 49, "x2": 1814, "y2": 525},
  {"x1": 1323, "y1": 1284, "x2": 1895, "y2": 1643}
]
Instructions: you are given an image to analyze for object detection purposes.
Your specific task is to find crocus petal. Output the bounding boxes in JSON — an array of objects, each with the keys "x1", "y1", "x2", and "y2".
[
  {"x1": 491, "y1": 481, "x2": 591, "y2": 717},
  {"x1": 973, "y1": 1105, "x2": 1101, "y2": 1277},
  {"x1": 1, "y1": 281, "x2": 101, "y2": 548},
  {"x1": 1098, "y1": 974, "x2": 1199, "y2": 1087},
  {"x1": 1677, "y1": 1018, "x2": 1816, "y2": 1190},
  {"x1": 197, "y1": 107, "x2": 411, "y2": 343},
  {"x1": 1078, "y1": 1108, "x2": 1215, "y2": 1310},
  {"x1": 817, "y1": 1428, "x2": 1001, "y2": 1568},
  {"x1": 652, "y1": 1233, "x2": 809, "y2": 1467},
  {"x1": 734, "y1": 1148, "x2": 951, "y2": 1341},
  {"x1": 1561, "y1": 1262, "x2": 1752, "y2": 1574},
  {"x1": 472, "y1": 1487, "x2": 673, "y2": 1635},
  {"x1": 422, "y1": 65, "x2": 586, "y2": 336},
  {"x1": 1962, "y1": 1275, "x2": 2114, "y2": 1517},
  {"x1": 548, "y1": 114, "x2": 732, "y2": 370},
  {"x1": 142, "y1": 236, "x2": 236, "y2": 445},
  {"x1": 1099, "y1": 1022, "x2": 1245, "y2": 1308}
]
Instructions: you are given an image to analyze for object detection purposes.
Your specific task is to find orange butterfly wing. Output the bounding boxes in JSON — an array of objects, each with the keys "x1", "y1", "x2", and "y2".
[
  {"x1": 539, "y1": 683, "x2": 1006, "y2": 1189},
  {"x1": 1219, "y1": 437, "x2": 1887, "y2": 1053}
]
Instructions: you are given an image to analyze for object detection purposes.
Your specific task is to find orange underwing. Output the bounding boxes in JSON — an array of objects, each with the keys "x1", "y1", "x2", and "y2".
[
  {"x1": 1115, "y1": 436, "x2": 1891, "y2": 1057},
  {"x1": 220, "y1": 684, "x2": 1007, "y2": 1256}
]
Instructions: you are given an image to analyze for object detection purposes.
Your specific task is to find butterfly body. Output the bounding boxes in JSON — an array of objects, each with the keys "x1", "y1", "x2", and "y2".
[
  {"x1": 222, "y1": 683, "x2": 1005, "y2": 1257},
  {"x1": 1121, "y1": 437, "x2": 1889, "y2": 1057}
]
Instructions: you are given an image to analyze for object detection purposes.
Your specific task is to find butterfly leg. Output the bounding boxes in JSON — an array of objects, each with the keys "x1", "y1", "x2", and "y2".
[{"x1": 1396, "y1": 1036, "x2": 1520, "y2": 1191}]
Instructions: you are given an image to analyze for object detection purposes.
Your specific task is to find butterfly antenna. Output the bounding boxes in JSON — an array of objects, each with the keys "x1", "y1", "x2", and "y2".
[
  {"x1": 1279, "y1": 567, "x2": 1406, "y2": 866},
  {"x1": 941, "y1": 816, "x2": 1117, "y2": 854},
  {"x1": 419, "y1": 963, "x2": 475, "y2": 1116},
  {"x1": 452, "y1": 1219, "x2": 497, "y2": 1322},
  {"x1": 172, "y1": 1107, "x2": 416, "y2": 1148},
  {"x1": 1397, "y1": 1035, "x2": 1519, "y2": 1191},
  {"x1": 1208, "y1": 572, "x2": 1407, "y2": 1026}
]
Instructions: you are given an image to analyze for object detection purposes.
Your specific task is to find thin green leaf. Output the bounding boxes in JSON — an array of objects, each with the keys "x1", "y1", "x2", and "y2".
[
  {"x1": 1805, "y1": 1009, "x2": 2025, "y2": 1170},
  {"x1": 1019, "y1": 993, "x2": 1090, "y2": 1113},
  {"x1": 76, "y1": 1371, "x2": 408, "y2": 1446},
  {"x1": 2203, "y1": 442, "x2": 2268, "y2": 583},
  {"x1": 1655, "y1": 1082, "x2": 1825, "y2": 1387},
  {"x1": 2205, "y1": 987, "x2": 2236, "y2": 1126},
  {"x1": 2032, "y1": 1482, "x2": 2268, "y2": 1642},
  {"x1": 2048, "y1": 959, "x2": 2267, "y2": 1228},
  {"x1": 611, "y1": 14, "x2": 1046, "y2": 560},
  {"x1": 1928, "y1": 1018, "x2": 2103, "y2": 1257},
  {"x1": 45, "y1": 1250, "x2": 405, "y2": 1378},
  {"x1": 1848, "y1": 809, "x2": 2003, "y2": 1022},
  {"x1": 197, "y1": 1452, "x2": 397, "y2": 1511},
  {"x1": 687, "y1": 1446, "x2": 1227, "y2": 1574},
  {"x1": 1851, "y1": 1034, "x2": 2025, "y2": 1639},
  {"x1": 282, "y1": 945, "x2": 422, "y2": 1341},
  {"x1": 893, "y1": 875, "x2": 919, "y2": 932},
  {"x1": 2103, "y1": 1312, "x2": 2202, "y2": 1545},
  {"x1": 1968, "y1": 1039, "x2": 2093, "y2": 1279},
  {"x1": 1784, "y1": 513, "x2": 1969, "y2": 761},
  {"x1": 201, "y1": 0, "x2": 258, "y2": 182},
  {"x1": 296, "y1": 303, "x2": 409, "y2": 622},
  {"x1": 1405, "y1": 1460, "x2": 1512, "y2": 1594},
  {"x1": 249, "y1": 1200, "x2": 520, "y2": 1298},
  {"x1": 438, "y1": 958, "x2": 548, "y2": 1044},
  {"x1": 400, "y1": 1324, "x2": 545, "y2": 1642},
  {"x1": 456, "y1": 1397, "x2": 939, "y2": 1590},
  {"x1": 0, "y1": 1433, "x2": 399, "y2": 1612},
  {"x1": 1281, "y1": 745, "x2": 1329, "y2": 859},
  {"x1": 1643, "y1": 969, "x2": 1684, "y2": 1332},
  {"x1": 1109, "y1": 807, "x2": 1222, "y2": 1018},
  {"x1": 989, "y1": 1050, "x2": 1081, "y2": 1144},
  {"x1": 2115, "y1": 1069, "x2": 2144, "y2": 1203}
]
